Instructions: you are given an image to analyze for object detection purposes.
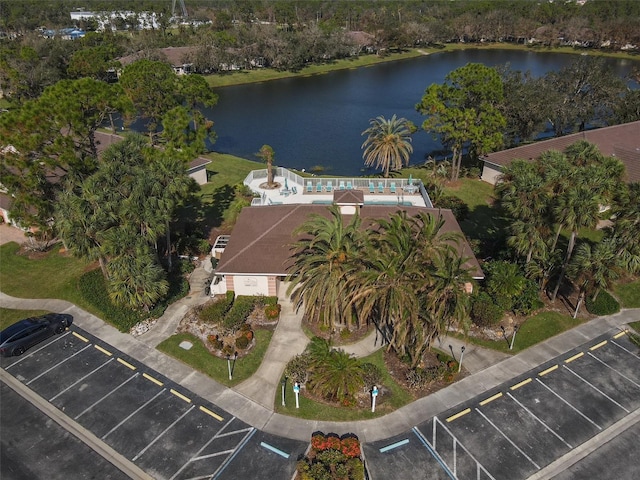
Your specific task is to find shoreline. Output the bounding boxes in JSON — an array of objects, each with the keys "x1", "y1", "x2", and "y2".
[{"x1": 206, "y1": 43, "x2": 639, "y2": 89}]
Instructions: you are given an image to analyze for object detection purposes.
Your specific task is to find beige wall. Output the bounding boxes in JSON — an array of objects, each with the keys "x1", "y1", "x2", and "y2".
[
  {"x1": 481, "y1": 163, "x2": 503, "y2": 185},
  {"x1": 189, "y1": 167, "x2": 208, "y2": 186}
]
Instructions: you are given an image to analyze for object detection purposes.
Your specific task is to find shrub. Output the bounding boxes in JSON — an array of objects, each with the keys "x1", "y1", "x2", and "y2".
[
  {"x1": 79, "y1": 269, "x2": 144, "y2": 332},
  {"x1": 360, "y1": 362, "x2": 384, "y2": 387},
  {"x1": 208, "y1": 334, "x2": 223, "y2": 350},
  {"x1": 199, "y1": 296, "x2": 233, "y2": 323},
  {"x1": 586, "y1": 290, "x2": 620, "y2": 316},
  {"x1": 235, "y1": 335, "x2": 249, "y2": 349},
  {"x1": 437, "y1": 195, "x2": 470, "y2": 221},
  {"x1": 198, "y1": 239, "x2": 211, "y2": 255},
  {"x1": 264, "y1": 303, "x2": 281, "y2": 319},
  {"x1": 284, "y1": 353, "x2": 311, "y2": 384},
  {"x1": 340, "y1": 437, "x2": 361, "y2": 458},
  {"x1": 222, "y1": 295, "x2": 255, "y2": 333},
  {"x1": 471, "y1": 291, "x2": 504, "y2": 327},
  {"x1": 513, "y1": 278, "x2": 544, "y2": 315}
]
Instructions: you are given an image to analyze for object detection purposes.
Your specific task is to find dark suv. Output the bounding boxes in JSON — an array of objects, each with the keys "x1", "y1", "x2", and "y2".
[{"x1": 0, "y1": 313, "x2": 73, "y2": 357}]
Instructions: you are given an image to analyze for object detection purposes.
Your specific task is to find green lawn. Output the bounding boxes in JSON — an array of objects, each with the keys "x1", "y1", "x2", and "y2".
[
  {"x1": 0, "y1": 308, "x2": 50, "y2": 331},
  {"x1": 456, "y1": 311, "x2": 585, "y2": 354},
  {"x1": 274, "y1": 348, "x2": 417, "y2": 421},
  {"x1": 613, "y1": 280, "x2": 640, "y2": 308},
  {"x1": 0, "y1": 243, "x2": 90, "y2": 306},
  {"x1": 205, "y1": 50, "x2": 425, "y2": 88},
  {"x1": 156, "y1": 329, "x2": 273, "y2": 387}
]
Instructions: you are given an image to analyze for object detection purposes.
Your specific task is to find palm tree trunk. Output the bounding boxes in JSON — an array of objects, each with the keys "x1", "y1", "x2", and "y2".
[
  {"x1": 573, "y1": 291, "x2": 584, "y2": 319},
  {"x1": 98, "y1": 256, "x2": 109, "y2": 279},
  {"x1": 166, "y1": 219, "x2": 172, "y2": 272},
  {"x1": 551, "y1": 223, "x2": 563, "y2": 252},
  {"x1": 551, "y1": 231, "x2": 576, "y2": 301}
]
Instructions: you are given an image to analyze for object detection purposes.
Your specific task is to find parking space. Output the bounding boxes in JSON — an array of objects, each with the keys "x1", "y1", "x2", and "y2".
[
  {"x1": 365, "y1": 329, "x2": 640, "y2": 480},
  {"x1": 1, "y1": 326, "x2": 306, "y2": 480}
]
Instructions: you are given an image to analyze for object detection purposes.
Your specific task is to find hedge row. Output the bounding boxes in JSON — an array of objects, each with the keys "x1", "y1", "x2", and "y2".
[{"x1": 585, "y1": 290, "x2": 620, "y2": 316}]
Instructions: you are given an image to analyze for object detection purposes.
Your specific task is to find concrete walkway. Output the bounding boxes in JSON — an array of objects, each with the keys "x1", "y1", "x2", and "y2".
[{"x1": 1, "y1": 255, "x2": 639, "y2": 443}]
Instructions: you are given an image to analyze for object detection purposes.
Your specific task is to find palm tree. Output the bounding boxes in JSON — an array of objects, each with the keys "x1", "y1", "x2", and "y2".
[
  {"x1": 361, "y1": 114, "x2": 413, "y2": 177},
  {"x1": 551, "y1": 186, "x2": 600, "y2": 300},
  {"x1": 257, "y1": 144, "x2": 276, "y2": 188},
  {"x1": 606, "y1": 182, "x2": 640, "y2": 273},
  {"x1": 352, "y1": 211, "x2": 465, "y2": 367},
  {"x1": 287, "y1": 206, "x2": 364, "y2": 330},
  {"x1": 308, "y1": 348, "x2": 365, "y2": 402},
  {"x1": 567, "y1": 240, "x2": 621, "y2": 318}
]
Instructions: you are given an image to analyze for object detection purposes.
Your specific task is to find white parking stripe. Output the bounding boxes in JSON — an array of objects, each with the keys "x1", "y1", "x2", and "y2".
[
  {"x1": 132, "y1": 405, "x2": 195, "y2": 461},
  {"x1": 506, "y1": 392, "x2": 572, "y2": 448},
  {"x1": 26, "y1": 343, "x2": 92, "y2": 385},
  {"x1": 611, "y1": 340, "x2": 640, "y2": 360},
  {"x1": 535, "y1": 378, "x2": 601, "y2": 430},
  {"x1": 169, "y1": 416, "x2": 238, "y2": 480},
  {"x1": 4, "y1": 331, "x2": 71, "y2": 370},
  {"x1": 189, "y1": 449, "x2": 235, "y2": 462},
  {"x1": 101, "y1": 389, "x2": 166, "y2": 440},
  {"x1": 562, "y1": 365, "x2": 629, "y2": 413},
  {"x1": 587, "y1": 352, "x2": 640, "y2": 389},
  {"x1": 210, "y1": 428, "x2": 256, "y2": 479},
  {"x1": 476, "y1": 408, "x2": 541, "y2": 470},
  {"x1": 49, "y1": 357, "x2": 114, "y2": 401},
  {"x1": 74, "y1": 373, "x2": 139, "y2": 420}
]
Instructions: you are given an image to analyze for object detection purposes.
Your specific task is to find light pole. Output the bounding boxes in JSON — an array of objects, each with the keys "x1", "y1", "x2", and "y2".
[
  {"x1": 371, "y1": 385, "x2": 379, "y2": 413},
  {"x1": 227, "y1": 351, "x2": 237, "y2": 380},
  {"x1": 293, "y1": 382, "x2": 300, "y2": 409},
  {"x1": 458, "y1": 346, "x2": 465, "y2": 373},
  {"x1": 281, "y1": 378, "x2": 286, "y2": 406},
  {"x1": 510, "y1": 325, "x2": 518, "y2": 350}
]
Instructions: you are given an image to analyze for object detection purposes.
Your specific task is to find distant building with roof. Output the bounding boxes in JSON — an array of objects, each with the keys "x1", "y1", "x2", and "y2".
[{"x1": 481, "y1": 121, "x2": 640, "y2": 185}]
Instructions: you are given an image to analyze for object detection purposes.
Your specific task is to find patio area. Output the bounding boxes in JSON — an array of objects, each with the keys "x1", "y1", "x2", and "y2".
[{"x1": 243, "y1": 167, "x2": 432, "y2": 208}]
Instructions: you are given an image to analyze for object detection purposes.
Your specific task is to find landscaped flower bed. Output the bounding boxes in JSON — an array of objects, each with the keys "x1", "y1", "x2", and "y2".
[{"x1": 296, "y1": 432, "x2": 365, "y2": 480}]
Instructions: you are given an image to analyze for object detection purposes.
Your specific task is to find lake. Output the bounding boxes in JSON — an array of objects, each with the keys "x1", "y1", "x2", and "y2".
[{"x1": 205, "y1": 50, "x2": 638, "y2": 176}]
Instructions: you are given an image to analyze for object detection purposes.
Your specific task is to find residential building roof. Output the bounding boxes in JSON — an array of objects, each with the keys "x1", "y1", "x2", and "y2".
[
  {"x1": 215, "y1": 204, "x2": 484, "y2": 279},
  {"x1": 482, "y1": 121, "x2": 640, "y2": 183}
]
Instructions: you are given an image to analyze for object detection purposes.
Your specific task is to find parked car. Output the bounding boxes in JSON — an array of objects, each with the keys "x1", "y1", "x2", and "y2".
[{"x1": 0, "y1": 313, "x2": 73, "y2": 357}]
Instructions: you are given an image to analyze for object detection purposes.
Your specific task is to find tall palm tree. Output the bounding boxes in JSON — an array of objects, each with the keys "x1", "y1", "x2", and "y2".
[
  {"x1": 361, "y1": 114, "x2": 413, "y2": 177},
  {"x1": 551, "y1": 186, "x2": 600, "y2": 300},
  {"x1": 287, "y1": 206, "x2": 364, "y2": 330},
  {"x1": 567, "y1": 239, "x2": 621, "y2": 318},
  {"x1": 257, "y1": 144, "x2": 276, "y2": 188},
  {"x1": 606, "y1": 182, "x2": 640, "y2": 273}
]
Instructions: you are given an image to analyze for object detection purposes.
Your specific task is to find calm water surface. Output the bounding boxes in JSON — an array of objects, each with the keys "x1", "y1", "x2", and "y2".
[{"x1": 206, "y1": 50, "x2": 637, "y2": 176}]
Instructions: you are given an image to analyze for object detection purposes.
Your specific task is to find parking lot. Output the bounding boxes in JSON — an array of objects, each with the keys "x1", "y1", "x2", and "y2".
[
  {"x1": 365, "y1": 329, "x2": 640, "y2": 480},
  {"x1": 1, "y1": 327, "x2": 306, "y2": 480}
]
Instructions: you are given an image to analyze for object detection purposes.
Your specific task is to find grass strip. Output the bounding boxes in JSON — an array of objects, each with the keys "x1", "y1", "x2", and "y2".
[{"x1": 157, "y1": 329, "x2": 273, "y2": 387}]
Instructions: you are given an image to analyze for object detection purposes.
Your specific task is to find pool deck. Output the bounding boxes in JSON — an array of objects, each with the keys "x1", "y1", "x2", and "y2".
[{"x1": 244, "y1": 170, "x2": 430, "y2": 208}]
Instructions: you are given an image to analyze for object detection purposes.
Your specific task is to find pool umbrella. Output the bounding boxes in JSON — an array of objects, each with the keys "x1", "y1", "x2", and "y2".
[
  {"x1": 284, "y1": 178, "x2": 288, "y2": 190},
  {"x1": 408, "y1": 174, "x2": 413, "y2": 185}
]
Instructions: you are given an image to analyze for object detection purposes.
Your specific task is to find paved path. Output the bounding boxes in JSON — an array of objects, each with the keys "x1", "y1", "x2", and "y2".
[{"x1": 2, "y1": 255, "x2": 639, "y2": 443}]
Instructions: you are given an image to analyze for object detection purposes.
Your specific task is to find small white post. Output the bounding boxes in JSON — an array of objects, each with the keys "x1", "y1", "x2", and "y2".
[
  {"x1": 458, "y1": 346, "x2": 465, "y2": 373},
  {"x1": 226, "y1": 354, "x2": 232, "y2": 380},
  {"x1": 371, "y1": 385, "x2": 379, "y2": 413},
  {"x1": 281, "y1": 378, "x2": 286, "y2": 406},
  {"x1": 293, "y1": 382, "x2": 300, "y2": 409},
  {"x1": 510, "y1": 325, "x2": 518, "y2": 350}
]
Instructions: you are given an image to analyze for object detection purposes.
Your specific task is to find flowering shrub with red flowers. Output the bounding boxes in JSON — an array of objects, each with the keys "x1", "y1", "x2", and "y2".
[
  {"x1": 300, "y1": 432, "x2": 364, "y2": 480},
  {"x1": 264, "y1": 304, "x2": 281, "y2": 319},
  {"x1": 340, "y1": 437, "x2": 361, "y2": 458}
]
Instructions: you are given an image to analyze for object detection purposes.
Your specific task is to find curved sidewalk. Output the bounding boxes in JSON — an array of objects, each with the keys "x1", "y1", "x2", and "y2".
[{"x1": 1, "y1": 286, "x2": 639, "y2": 443}]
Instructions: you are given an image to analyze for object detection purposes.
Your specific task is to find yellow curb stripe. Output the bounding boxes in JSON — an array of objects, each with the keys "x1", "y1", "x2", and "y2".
[
  {"x1": 510, "y1": 378, "x2": 532, "y2": 390},
  {"x1": 142, "y1": 373, "x2": 163, "y2": 386},
  {"x1": 539, "y1": 365, "x2": 558, "y2": 376},
  {"x1": 170, "y1": 389, "x2": 191, "y2": 403},
  {"x1": 565, "y1": 352, "x2": 584, "y2": 363},
  {"x1": 479, "y1": 392, "x2": 503, "y2": 406},
  {"x1": 590, "y1": 340, "x2": 607, "y2": 351},
  {"x1": 446, "y1": 408, "x2": 471, "y2": 422},
  {"x1": 72, "y1": 331, "x2": 89, "y2": 342},
  {"x1": 614, "y1": 331, "x2": 627, "y2": 339},
  {"x1": 199, "y1": 406, "x2": 224, "y2": 421},
  {"x1": 117, "y1": 358, "x2": 136, "y2": 370},
  {"x1": 94, "y1": 345, "x2": 112, "y2": 356}
]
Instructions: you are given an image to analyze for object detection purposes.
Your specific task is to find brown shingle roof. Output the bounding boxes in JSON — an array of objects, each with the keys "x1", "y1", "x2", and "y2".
[
  {"x1": 215, "y1": 205, "x2": 484, "y2": 279},
  {"x1": 483, "y1": 121, "x2": 640, "y2": 183}
]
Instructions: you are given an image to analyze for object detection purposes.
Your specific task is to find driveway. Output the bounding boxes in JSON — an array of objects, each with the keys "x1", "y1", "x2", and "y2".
[{"x1": 0, "y1": 224, "x2": 27, "y2": 245}]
